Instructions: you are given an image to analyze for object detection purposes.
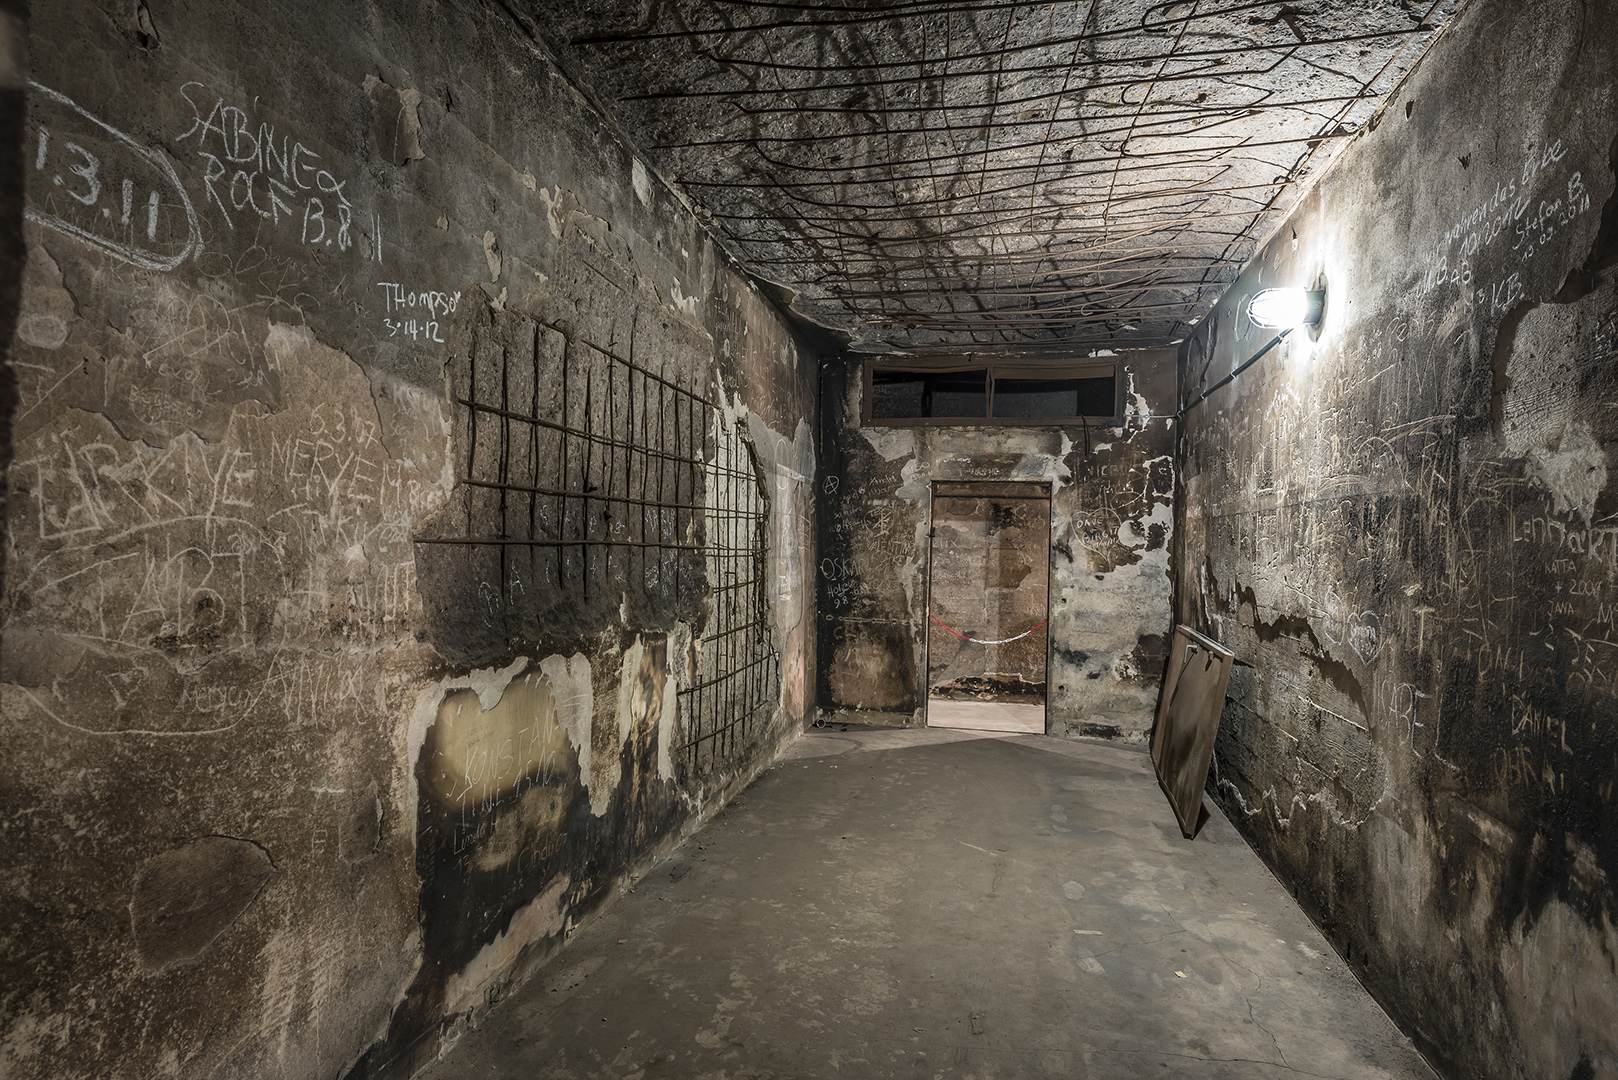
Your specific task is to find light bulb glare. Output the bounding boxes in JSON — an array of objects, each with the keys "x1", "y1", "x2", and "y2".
[{"x1": 1247, "y1": 288, "x2": 1324, "y2": 330}]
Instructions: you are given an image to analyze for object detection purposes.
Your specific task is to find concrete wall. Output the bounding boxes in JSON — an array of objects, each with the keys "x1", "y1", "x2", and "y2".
[
  {"x1": 816, "y1": 353, "x2": 1175, "y2": 740},
  {"x1": 1175, "y1": 1, "x2": 1618, "y2": 1075},
  {"x1": 1, "y1": 3, "x2": 816, "y2": 1079}
]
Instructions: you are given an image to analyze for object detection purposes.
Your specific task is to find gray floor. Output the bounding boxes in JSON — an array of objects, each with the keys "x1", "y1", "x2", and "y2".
[{"x1": 421, "y1": 727, "x2": 1434, "y2": 1080}]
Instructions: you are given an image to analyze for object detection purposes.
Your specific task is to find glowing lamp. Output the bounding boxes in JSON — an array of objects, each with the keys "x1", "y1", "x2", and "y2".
[{"x1": 1246, "y1": 288, "x2": 1325, "y2": 330}]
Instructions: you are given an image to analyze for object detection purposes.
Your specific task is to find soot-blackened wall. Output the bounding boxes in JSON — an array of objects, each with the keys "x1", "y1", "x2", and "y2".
[
  {"x1": 1176, "y1": 1, "x2": 1618, "y2": 1075},
  {"x1": 816, "y1": 354, "x2": 1175, "y2": 740},
  {"x1": 1, "y1": 4, "x2": 816, "y2": 1079}
]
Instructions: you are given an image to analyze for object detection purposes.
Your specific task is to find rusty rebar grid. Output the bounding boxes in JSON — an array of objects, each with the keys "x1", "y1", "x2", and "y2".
[
  {"x1": 424, "y1": 316, "x2": 777, "y2": 780},
  {"x1": 676, "y1": 416, "x2": 778, "y2": 779}
]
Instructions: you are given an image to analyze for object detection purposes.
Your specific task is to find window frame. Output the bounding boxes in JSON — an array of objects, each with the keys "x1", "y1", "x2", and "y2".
[{"x1": 861, "y1": 357, "x2": 1122, "y2": 428}]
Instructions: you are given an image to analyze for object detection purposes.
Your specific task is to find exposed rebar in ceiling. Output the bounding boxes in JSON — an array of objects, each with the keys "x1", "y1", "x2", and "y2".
[{"x1": 538, "y1": 0, "x2": 1462, "y2": 353}]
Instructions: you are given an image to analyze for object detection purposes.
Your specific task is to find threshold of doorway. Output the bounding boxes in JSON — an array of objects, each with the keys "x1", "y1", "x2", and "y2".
[{"x1": 928, "y1": 697, "x2": 1045, "y2": 734}]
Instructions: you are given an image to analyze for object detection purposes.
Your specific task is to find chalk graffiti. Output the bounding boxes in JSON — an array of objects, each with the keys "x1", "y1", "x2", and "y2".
[
  {"x1": 25, "y1": 81, "x2": 202, "y2": 271},
  {"x1": 176, "y1": 81, "x2": 357, "y2": 253},
  {"x1": 376, "y1": 282, "x2": 460, "y2": 343}
]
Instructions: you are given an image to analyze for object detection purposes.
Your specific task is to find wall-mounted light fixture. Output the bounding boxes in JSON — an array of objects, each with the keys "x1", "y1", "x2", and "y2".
[
  {"x1": 1246, "y1": 287, "x2": 1326, "y2": 330},
  {"x1": 1179, "y1": 283, "x2": 1327, "y2": 419}
]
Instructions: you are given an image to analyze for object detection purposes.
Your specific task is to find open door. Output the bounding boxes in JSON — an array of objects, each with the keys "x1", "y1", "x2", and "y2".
[{"x1": 925, "y1": 481, "x2": 1051, "y2": 734}]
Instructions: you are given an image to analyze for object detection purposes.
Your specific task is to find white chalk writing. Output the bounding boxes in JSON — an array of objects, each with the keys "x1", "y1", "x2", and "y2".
[
  {"x1": 176, "y1": 81, "x2": 356, "y2": 253},
  {"x1": 376, "y1": 282, "x2": 460, "y2": 343},
  {"x1": 25, "y1": 82, "x2": 202, "y2": 270}
]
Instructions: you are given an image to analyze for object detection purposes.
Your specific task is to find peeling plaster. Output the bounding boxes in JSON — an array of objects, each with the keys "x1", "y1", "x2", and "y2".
[
  {"x1": 1525, "y1": 421, "x2": 1608, "y2": 523},
  {"x1": 442, "y1": 875, "x2": 570, "y2": 1016}
]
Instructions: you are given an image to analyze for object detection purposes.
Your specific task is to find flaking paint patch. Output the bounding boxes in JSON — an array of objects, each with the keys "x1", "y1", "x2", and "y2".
[
  {"x1": 538, "y1": 653, "x2": 595, "y2": 802},
  {"x1": 421, "y1": 671, "x2": 576, "y2": 812}
]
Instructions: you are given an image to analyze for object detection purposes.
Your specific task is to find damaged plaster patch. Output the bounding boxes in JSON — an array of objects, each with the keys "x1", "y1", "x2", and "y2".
[
  {"x1": 593, "y1": 637, "x2": 648, "y2": 815},
  {"x1": 660, "y1": 623, "x2": 692, "y2": 781},
  {"x1": 895, "y1": 454, "x2": 928, "y2": 501},
  {"x1": 367, "y1": 364, "x2": 454, "y2": 475},
  {"x1": 442, "y1": 874, "x2": 570, "y2": 1015},
  {"x1": 363, "y1": 74, "x2": 426, "y2": 165},
  {"x1": 0, "y1": 628, "x2": 87, "y2": 686},
  {"x1": 17, "y1": 312, "x2": 67, "y2": 349},
  {"x1": 861, "y1": 425, "x2": 917, "y2": 462},
  {"x1": 617, "y1": 636, "x2": 670, "y2": 791},
  {"x1": 670, "y1": 279, "x2": 698, "y2": 317},
  {"x1": 420, "y1": 668, "x2": 577, "y2": 813},
  {"x1": 130, "y1": 836, "x2": 275, "y2": 971},
  {"x1": 1501, "y1": 299, "x2": 1581, "y2": 455},
  {"x1": 538, "y1": 653, "x2": 595, "y2": 798},
  {"x1": 408, "y1": 650, "x2": 603, "y2": 845},
  {"x1": 1499, "y1": 289, "x2": 1611, "y2": 521},
  {"x1": 407, "y1": 658, "x2": 533, "y2": 829},
  {"x1": 1500, "y1": 894, "x2": 1618, "y2": 1080},
  {"x1": 1054, "y1": 434, "x2": 1076, "y2": 496},
  {"x1": 631, "y1": 158, "x2": 652, "y2": 206},
  {"x1": 483, "y1": 230, "x2": 502, "y2": 282},
  {"x1": 1526, "y1": 421, "x2": 1607, "y2": 522},
  {"x1": 1124, "y1": 368, "x2": 1152, "y2": 422},
  {"x1": 536, "y1": 186, "x2": 565, "y2": 238}
]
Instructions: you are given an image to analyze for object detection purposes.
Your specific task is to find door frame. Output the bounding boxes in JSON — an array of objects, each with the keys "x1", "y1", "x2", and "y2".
[{"x1": 922, "y1": 480, "x2": 1054, "y2": 733}]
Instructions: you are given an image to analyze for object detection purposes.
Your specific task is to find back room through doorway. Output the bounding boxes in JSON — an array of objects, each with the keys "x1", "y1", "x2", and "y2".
[{"x1": 926, "y1": 481, "x2": 1052, "y2": 734}]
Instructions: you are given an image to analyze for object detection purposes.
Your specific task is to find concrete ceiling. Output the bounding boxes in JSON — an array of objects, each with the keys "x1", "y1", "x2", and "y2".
[{"x1": 533, "y1": 0, "x2": 1461, "y2": 354}]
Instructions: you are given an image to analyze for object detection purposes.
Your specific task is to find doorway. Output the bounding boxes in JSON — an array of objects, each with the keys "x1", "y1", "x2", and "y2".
[{"x1": 924, "y1": 482, "x2": 1051, "y2": 734}]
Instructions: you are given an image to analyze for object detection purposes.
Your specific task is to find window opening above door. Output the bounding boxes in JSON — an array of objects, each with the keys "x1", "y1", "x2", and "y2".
[{"x1": 864, "y1": 360, "x2": 1118, "y2": 427}]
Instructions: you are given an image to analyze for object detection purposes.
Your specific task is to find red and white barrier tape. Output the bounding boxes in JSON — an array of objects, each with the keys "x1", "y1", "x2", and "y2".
[{"x1": 929, "y1": 612, "x2": 1049, "y2": 646}]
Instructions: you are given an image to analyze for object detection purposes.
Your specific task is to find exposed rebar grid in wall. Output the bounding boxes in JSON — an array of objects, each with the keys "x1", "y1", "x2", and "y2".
[
  {"x1": 418, "y1": 318, "x2": 776, "y2": 776},
  {"x1": 677, "y1": 413, "x2": 778, "y2": 779},
  {"x1": 422, "y1": 327, "x2": 708, "y2": 619}
]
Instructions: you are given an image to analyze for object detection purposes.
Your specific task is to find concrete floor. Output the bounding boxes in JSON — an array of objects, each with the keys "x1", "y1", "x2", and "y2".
[
  {"x1": 926, "y1": 699, "x2": 1046, "y2": 733},
  {"x1": 421, "y1": 727, "x2": 1434, "y2": 1080}
]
